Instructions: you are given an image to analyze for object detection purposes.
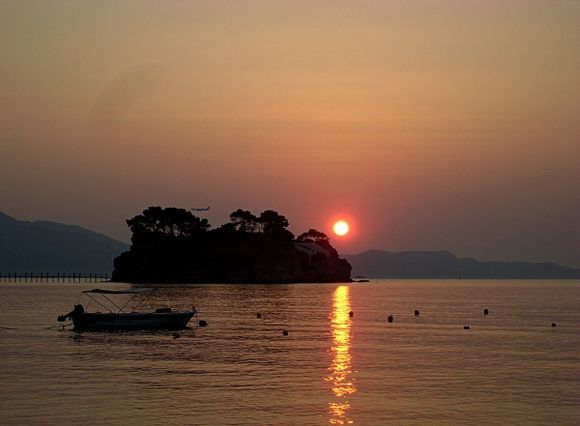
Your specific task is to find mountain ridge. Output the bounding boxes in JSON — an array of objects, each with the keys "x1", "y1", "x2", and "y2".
[
  {"x1": 0, "y1": 212, "x2": 128, "y2": 274},
  {"x1": 344, "y1": 250, "x2": 580, "y2": 279}
]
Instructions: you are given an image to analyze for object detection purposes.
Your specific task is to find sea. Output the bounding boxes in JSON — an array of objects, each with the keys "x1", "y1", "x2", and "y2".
[{"x1": 0, "y1": 280, "x2": 578, "y2": 425}]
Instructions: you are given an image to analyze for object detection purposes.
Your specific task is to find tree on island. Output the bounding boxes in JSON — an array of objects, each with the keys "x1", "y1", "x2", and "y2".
[
  {"x1": 229, "y1": 208, "x2": 290, "y2": 234},
  {"x1": 127, "y1": 206, "x2": 210, "y2": 245},
  {"x1": 258, "y1": 210, "x2": 290, "y2": 233},
  {"x1": 229, "y1": 209, "x2": 258, "y2": 232}
]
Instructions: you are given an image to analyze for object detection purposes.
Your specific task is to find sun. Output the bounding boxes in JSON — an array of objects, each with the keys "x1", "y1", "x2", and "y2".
[{"x1": 333, "y1": 220, "x2": 349, "y2": 237}]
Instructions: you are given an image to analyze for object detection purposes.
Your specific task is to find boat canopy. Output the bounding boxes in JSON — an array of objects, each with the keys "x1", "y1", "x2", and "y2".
[{"x1": 82, "y1": 288, "x2": 153, "y2": 295}]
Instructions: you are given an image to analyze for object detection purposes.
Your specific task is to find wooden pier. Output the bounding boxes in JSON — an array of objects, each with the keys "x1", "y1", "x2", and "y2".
[{"x1": 0, "y1": 273, "x2": 110, "y2": 283}]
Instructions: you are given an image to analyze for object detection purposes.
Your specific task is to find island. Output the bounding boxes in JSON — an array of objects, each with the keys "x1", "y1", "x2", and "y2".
[{"x1": 112, "y1": 207, "x2": 352, "y2": 283}]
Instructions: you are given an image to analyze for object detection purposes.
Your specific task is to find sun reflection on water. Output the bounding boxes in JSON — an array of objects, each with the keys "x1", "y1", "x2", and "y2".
[{"x1": 326, "y1": 285, "x2": 356, "y2": 424}]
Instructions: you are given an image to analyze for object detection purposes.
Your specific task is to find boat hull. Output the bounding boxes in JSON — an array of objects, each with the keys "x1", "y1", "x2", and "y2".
[{"x1": 72, "y1": 311, "x2": 194, "y2": 331}]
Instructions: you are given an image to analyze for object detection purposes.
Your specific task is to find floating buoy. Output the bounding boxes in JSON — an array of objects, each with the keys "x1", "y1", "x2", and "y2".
[
  {"x1": 484, "y1": 308, "x2": 489, "y2": 315},
  {"x1": 349, "y1": 311, "x2": 354, "y2": 318},
  {"x1": 256, "y1": 313, "x2": 262, "y2": 319},
  {"x1": 414, "y1": 310, "x2": 420, "y2": 317},
  {"x1": 172, "y1": 333, "x2": 181, "y2": 339},
  {"x1": 551, "y1": 322, "x2": 557, "y2": 327},
  {"x1": 464, "y1": 325, "x2": 470, "y2": 330},
  {"x1": 198, "y1": 320, "x2": 208, "y2": 327},
  {"x1": 282, "y1": 330, "x2": 289, "y2": 336},
  {"x1": 387, "y1": 315, "x2": 394, "y2": 323}
]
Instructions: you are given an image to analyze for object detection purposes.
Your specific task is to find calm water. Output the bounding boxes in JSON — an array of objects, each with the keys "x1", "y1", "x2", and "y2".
[{"x1": 0, "y1": 280, "x2": 578, "y2": 425}]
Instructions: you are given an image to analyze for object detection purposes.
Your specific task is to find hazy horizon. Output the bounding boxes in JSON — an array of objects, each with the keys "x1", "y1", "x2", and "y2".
[
  {"x1": 2, "y1": 208, "x2": 579, "y2": 270},
  {"x1": 2, "y1": 1, "x2": 579, "y2": 268}
]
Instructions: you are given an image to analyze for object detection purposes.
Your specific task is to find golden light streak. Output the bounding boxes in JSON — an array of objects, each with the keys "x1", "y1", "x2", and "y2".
[{"x1": 326, "y1": 285, "x2": 356, "y2": 424}]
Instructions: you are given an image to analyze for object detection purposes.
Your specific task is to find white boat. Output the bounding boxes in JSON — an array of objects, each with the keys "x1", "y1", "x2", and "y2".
[{"x1": 57, "y1": 288, "x2": 196, "y2": 331}]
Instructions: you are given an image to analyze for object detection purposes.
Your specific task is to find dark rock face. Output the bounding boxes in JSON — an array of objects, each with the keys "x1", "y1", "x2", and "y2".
[{"x1": 295, "y1": 240, "x2": 352, "y2": 283}]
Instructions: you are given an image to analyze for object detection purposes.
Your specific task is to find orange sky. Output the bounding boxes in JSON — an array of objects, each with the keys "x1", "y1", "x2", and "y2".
[{"x1": 1, "y1": 1, "x2": 579, "y2": 266}]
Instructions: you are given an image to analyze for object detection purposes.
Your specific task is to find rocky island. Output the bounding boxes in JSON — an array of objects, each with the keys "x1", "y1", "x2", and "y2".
[{"x1": 112, "y1": 207, "x2": 352, "y2": 283}]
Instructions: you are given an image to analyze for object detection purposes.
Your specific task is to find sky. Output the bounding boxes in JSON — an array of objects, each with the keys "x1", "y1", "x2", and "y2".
[{"x1": 1, "y1": 0, "x2": 579, "y2": 267}]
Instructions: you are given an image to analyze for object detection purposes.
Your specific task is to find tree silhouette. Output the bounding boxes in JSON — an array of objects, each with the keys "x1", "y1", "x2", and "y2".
[
  {"x1": 127, "y1": 206, "x2": 209, "y2": 244},
  {"x1": 258, "y1": 209, "x2": 289, "y2": 233},
  {"x1": 229, "y1": 209, "x2": 259, "y2": 232}
]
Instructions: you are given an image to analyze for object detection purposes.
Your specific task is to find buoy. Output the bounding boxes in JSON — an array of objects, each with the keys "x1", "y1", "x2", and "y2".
[
  {"x1": 282, "y1": 330, "x2": 289, "y2": 336},
  {"x1": 349, "y1": 311, "x2": 354, "y2": 318},
  {"x1": 551, "y1": 322, "x2": 557, "y2": 327},
  {"x1": 464, "y1": 325, "x2": 470, "y2": 330},
  {"x1": 484, "y1": 308, "x2": 489, "y2": 315},
  {"x1": 256, "y1": 313, "x2": 262, "y2": 319},
  {"x1": 387, "y1": 315, "x2": 394, "y2": 323},
  {"x1": 414, "y1": 310, "x2": 420, "y2": 316},
  {"x1": 198, "y1": 320, "x2": 208, "y2": 327}
]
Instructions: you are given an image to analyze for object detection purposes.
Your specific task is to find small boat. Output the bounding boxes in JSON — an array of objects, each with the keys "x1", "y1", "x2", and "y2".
[{"x1": 57, "y1": 288, "x2": 196, "y2": 331}]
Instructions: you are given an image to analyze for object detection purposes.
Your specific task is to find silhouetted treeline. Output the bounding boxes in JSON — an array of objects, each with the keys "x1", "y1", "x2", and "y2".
[{"x1": 112, "y1": 207, "x2": 351, "y2": 283}]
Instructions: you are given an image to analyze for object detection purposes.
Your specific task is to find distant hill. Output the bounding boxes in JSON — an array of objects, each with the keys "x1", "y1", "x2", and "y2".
[
  {"x1": 344, "y1": 250, "x2": 580, "y2": 279},
  {"x1": 0, "y1": 212, "x2": 128, "y2": 274}
]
